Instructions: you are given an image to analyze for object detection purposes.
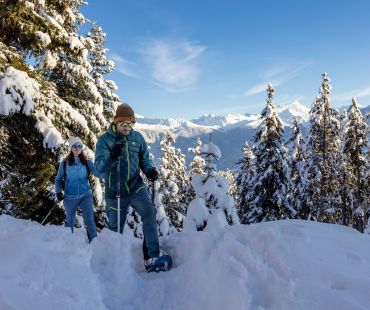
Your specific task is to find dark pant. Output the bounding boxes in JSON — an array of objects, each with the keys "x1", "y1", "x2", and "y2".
[
  {"x1": 64, "y1": 193, "x2": 97, "y2": 242},
  {"x1": 105, "y1": 187, "x2": 159, "y2": 259}
]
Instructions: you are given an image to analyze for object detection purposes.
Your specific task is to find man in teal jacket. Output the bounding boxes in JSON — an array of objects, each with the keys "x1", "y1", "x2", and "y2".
[{"x1": 95, "y1": 103, "x2": 161, "y2": 270}]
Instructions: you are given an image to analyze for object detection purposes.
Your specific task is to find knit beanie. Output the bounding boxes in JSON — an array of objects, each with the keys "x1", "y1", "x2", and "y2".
[
  {"x1": 68, "y1": 137, "x2": 83, "y2": 149},
  {"x1": 114, "y1": 103, "x2": 136, "y2": 123}
]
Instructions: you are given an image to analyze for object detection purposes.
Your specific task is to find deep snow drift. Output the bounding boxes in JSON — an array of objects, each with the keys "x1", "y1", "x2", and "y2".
[{"x1": 0, "y1": 215, "x2": 369, "y2": 310}]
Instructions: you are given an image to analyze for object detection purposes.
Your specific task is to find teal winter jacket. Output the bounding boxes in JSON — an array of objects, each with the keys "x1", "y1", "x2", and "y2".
[{"x1": 94, "y1": 124, "x2": 153, "y2": 199}]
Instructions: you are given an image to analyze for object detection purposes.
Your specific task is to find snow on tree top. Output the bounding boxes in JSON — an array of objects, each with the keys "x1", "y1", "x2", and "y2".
[{"x1": 201, "y1": 142, "x2": 221, "y2": 160}]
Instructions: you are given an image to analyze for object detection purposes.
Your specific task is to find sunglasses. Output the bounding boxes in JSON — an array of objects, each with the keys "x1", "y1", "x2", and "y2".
[
  {"x1": 72, "y1": 144, "x2": 83, "y2": 149},
  {"x1": 118, "y1": 121, "x2": 135, "y2": 128}
]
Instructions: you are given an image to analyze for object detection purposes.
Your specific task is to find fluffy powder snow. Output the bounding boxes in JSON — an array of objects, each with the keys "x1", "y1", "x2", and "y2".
[
  {"x1": 35, "y1": 31, "x2": 51, "y2": 47},
  {"x1": 0, "y1": 215, "x2": 369, "y2": 310},
  {"x1": 201, "y1": 142, "x2": 221, "y2": 160},
  {"x1": 0, "y1": 67, "x2": 40, "y2": 115}
]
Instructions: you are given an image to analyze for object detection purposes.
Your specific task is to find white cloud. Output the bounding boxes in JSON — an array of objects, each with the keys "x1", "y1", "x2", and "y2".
[
  {"x1": 260, "y1": 64, "x2": 289, "y2": 79},
  {"x1": 244, "y1": 82, "x2": 272, "y2": 97},
  {"x1": 139, "y1": 39, "x2": 206, "y2": 93},
  {"x1": 332, "y1": 86, "x2": 370, "y2": 102},
  {"x1": 110, "y1": 53, "x2": 139, "y2": 78},
  {"x1": 243, "y1": 60, "x2": 313, "y2": 97}
]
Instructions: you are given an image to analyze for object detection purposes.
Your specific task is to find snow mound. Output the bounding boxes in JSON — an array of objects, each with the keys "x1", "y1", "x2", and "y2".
[{"x1": 0, "y1": 215, "x2": 370, "y2": 310}]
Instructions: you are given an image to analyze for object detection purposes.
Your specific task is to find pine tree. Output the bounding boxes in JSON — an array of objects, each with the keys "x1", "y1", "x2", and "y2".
[
  {"x1": 184, "y1": 139, "x2": 239, "y2": 231},
  {"x1": 340, "y1": 98, "x2": 369, "y2": 232},
  {"x1": 301, "y1": 73, "x2": 342, "y2": 223},
  {"x1": 235, "y1": 142, "x2": 254, "y2": 223},
  {"x1": 285, "y1": 118, "x2": 306, "y2": 215},
  {"x1": 243, "y1": 84, "x2": 292, "y2": 224}
]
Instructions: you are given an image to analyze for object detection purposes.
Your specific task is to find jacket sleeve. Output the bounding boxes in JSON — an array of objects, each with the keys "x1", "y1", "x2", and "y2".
[
  {"x1": 55, "y1": 161, "x2": 65, "y2": 193},
  {"x1": 94, "y1": 135, "x2": 114, "y2": 174},
  {"x1": 87, "y1": 160, "x2": 105, "y2": 179},
  {"x1": 139, "y1": 134, "x2": 154, "y2": 175}
]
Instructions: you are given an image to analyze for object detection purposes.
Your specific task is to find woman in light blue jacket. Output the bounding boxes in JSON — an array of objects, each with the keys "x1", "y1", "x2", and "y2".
[{"x1": 55, "y1": 137, "x2": 101, "y2": 242}]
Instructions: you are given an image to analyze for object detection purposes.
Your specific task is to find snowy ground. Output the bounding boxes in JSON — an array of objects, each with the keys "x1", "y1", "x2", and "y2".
[{"x1": 0, "y1": 215, "x2": 369, "y2": 310}]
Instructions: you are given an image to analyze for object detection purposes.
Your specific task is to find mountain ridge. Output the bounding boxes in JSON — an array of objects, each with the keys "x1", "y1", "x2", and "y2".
[{"x1": 135, "y1": 101, "x2": 369, "y2": 169}]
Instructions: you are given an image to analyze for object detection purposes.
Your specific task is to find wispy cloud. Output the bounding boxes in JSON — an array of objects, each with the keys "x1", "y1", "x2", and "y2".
[
  {"x1": 244, "y1": 83, "x2": 272, "y2": 97},
  {"x1": 332, "y1": 86, "x2": 370, "y2": 102},
  {"x1": 243, "y1": 60, "x2": 313, "y2": 97},
  {"x1": 110, "y1": 53, "x2": 139, "y2": 78},
  {"x1": 260, "y1": 64, "x2": 290, "y2": 80},
  {"x1": 138, "y1": 39, "x2": 207, "y2": 93}
]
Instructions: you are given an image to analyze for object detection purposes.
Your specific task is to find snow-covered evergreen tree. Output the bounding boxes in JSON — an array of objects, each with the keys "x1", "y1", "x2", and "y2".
[
  {"x1": 219, "y1": 169, "x2": 237, "y2": 200},
  {"x1": 338, "y1": 110, "x2": 352, "y2": 227},
  {"x1": 184, "y1": 140, "x2": 239, "y2": 231},
  {"x1": 188, "y1": 137, "x2": 205, "y2": 175},
  {"x1": 0, "y1": 0, "x2": 119, "y2": 225},
  {"x1": 339, "y1": 98, "x2": 369, "y2": 232},
  {"x1": 156, "y1": 132, "x2": 189, "y2": 233},
  {"x1": 301, "y1": 73, "x2": 342, "y2": 223},
  {"x1": 285, "y1": 118, "x2": 306, "y2": 215},
  {"x1": 87, "y1": 23, "x2": 120, "y2": 121},
  {"x1": 235, "y1": 142, "x2": 254, "y2": 223},
  {"x1": 243, "y1": 84, "x2": 293, "y2": 224}
]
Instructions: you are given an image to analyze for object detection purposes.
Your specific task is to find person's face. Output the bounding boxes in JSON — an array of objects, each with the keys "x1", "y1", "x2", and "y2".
[
  {"x1": 116, "y1": 121, "x2": 135, "y2": 136},
  {"x1": 71, "y1": 143, "x2": 83, "y2": 156}
]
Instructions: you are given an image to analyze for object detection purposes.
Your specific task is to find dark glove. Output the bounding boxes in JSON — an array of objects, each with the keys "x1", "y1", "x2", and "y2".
[
  {"x1": 110, "y1": 143, "x2": 122, "y2": 160},
  {"x1": 56, "y1": 192, "x2": 64, "y2": 202},
  {"x1": 146, "y1": 167, "x2": 159, "y2": 181}
]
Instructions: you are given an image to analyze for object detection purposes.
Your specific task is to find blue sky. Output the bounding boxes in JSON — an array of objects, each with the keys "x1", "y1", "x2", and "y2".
[{"x1": 81, "y1": 0, "x2": 370, "y2": 119}]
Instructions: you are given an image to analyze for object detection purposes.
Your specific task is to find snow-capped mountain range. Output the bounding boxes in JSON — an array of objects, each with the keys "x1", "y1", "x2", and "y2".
[{"x1": 135, "y1": 101, "x2": 367, "y2": 170}]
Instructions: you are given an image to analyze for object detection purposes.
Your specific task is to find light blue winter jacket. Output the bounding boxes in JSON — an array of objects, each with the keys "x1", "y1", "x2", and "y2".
[{"x1": 55, "y1": 158, "x2": 101, "y2": 199}]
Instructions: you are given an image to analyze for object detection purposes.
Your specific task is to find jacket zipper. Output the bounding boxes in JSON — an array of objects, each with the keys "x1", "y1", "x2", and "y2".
[
  {"x1": 76, "y1": 160, "x2": 80, "y2": 197},
  {"x1": 125, "y1": 138, "x2": 131, "y2": 194}
]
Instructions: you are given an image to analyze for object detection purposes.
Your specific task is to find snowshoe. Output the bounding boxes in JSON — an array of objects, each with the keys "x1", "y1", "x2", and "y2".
[{"x1": 144, "y1": 254, "x2": 173, "y2": 272}]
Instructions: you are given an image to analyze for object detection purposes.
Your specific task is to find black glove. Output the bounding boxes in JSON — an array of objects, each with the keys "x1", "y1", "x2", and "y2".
[
  {"x1": 110, "y1": 143, "x2": 122, "y2": 160},
  {"x1": 146, "y1": 167, "x2": 159, "y2": 181},
  {"x1": 56, "y1": 192, "x2": 64, "y2": 202}
]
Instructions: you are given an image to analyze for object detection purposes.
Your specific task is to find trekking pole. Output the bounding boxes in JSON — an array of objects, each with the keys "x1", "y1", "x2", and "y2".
[
  {"x1": 151, "y1": 180, "x2": 155, "y2": 204},
  {"x1": 142, "y1": 179, "x2": 155, "y2": 260},
  {"x1": 117, "y1": 153, "x2": 121, "y2": 234},
  {"x1": 41, "y1": 203, "x2": 57, "y2": 225}
]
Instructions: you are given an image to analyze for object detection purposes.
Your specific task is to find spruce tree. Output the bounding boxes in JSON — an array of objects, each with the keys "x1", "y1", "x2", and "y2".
[
  {"x1": 87, "y1": 23, "x2": 120, "y2": 121},
  {"x1": 219, "y1": 169, "x2": 238, "y2": 201},
  {"x1": 188, "y1": 137, "x2": 205, "y2": 175},
  {"x1": 157, "y1": 132, "x2": 189, "y2": 233},
  {"x1": 338, "y1": 110, "x2": 352, "y2": 227},
  {"x1": 184, "y1": 140, "x2": 239, "y2": 231},
  {"x1": 243, "y1": 84, "x2": 292, "y2": 223},
  {"x1": 0, "y1": 1, "x2": 117, "y2": 226},
  {"x1": 340, "y1": 98, "x2": 369, "y2": 232},
  {"x1": 235, "y1": 142, "x2": 254, "y2": 223},
  {"x1": 285, "y1": 118, "x2": 306, "y2": 215},
  {"x1": 301, "y1": 73, "x2": 342, "y2": 223}
]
